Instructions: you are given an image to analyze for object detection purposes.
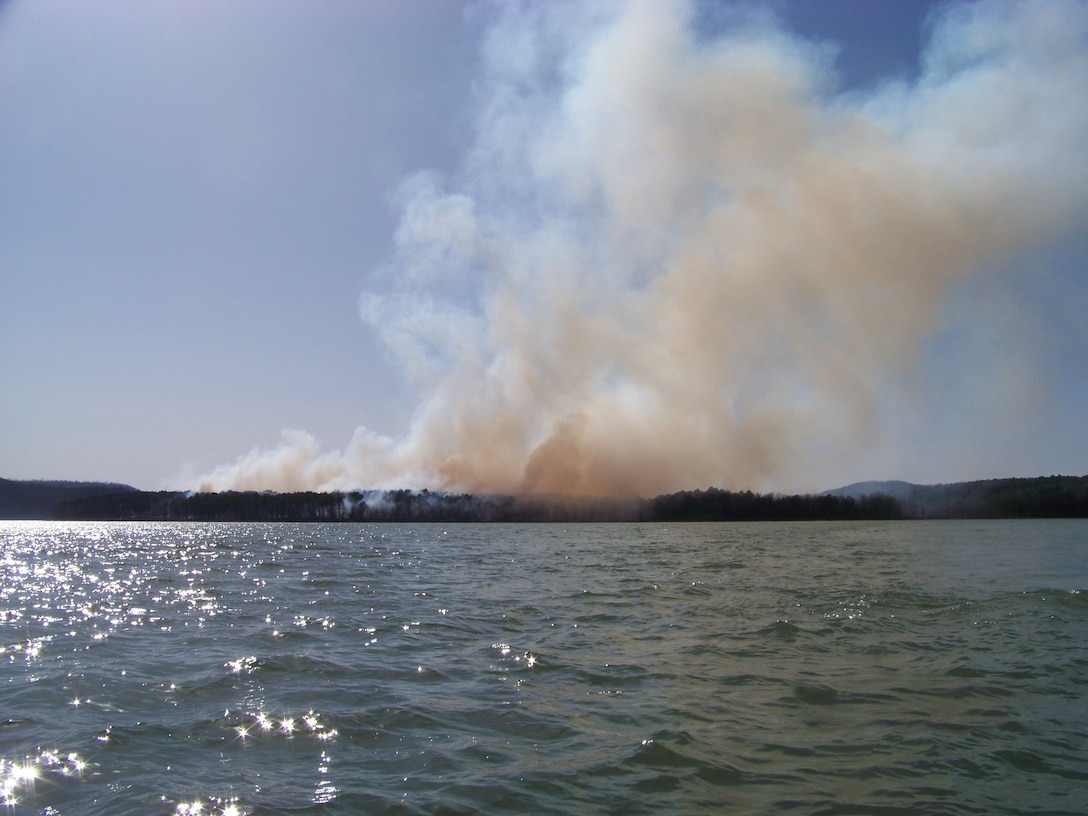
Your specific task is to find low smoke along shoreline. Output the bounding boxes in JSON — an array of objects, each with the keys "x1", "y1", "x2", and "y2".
[{"x1": 3, "y1": 476, "x2": 1086, "y2": 523}]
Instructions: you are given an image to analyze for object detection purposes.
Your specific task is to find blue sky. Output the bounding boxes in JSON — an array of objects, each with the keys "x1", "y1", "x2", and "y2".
[{"x1": 2, "y1": 0, "x2": 1086, "y2": 495}]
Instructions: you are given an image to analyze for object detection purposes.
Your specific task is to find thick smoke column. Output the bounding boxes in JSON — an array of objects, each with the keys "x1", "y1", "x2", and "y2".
[{"x1": 195, "y1": 0, "x2": 1088, "y2": 497}]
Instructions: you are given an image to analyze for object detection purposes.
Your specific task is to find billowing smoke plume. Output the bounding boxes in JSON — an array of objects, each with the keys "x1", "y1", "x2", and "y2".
[{"x1": 193, "y1": 0, "x2": 1088, "y2": 497}]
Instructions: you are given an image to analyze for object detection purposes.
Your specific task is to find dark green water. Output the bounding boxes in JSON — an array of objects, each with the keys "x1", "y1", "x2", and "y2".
[{"x1": 2, "y1": 520, "x2": 1085, "y2": 815}]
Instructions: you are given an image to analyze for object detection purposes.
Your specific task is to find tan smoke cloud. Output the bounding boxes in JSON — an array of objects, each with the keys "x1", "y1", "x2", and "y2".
[{"x1": 192, "y1": 0, "x2": 1088, "y2": 497}]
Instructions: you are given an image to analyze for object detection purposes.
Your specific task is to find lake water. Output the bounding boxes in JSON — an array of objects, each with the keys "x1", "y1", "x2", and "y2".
[{"x1": 1, "y1": 520, "x2": 1085, "y2": 815}]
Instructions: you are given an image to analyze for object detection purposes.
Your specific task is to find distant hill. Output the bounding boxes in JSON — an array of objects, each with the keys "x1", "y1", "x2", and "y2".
[
  {"x1": 825, "y1": 476, "x2": 1088, "y2": 518},
  {"x1": 0, "y1": 478, "x2": 139, "y2": 519},
  {"x1": 823, "y1": 480, "x2": 917, "y2": 502}
]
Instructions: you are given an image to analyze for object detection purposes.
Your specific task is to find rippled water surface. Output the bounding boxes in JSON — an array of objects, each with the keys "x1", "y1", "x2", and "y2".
[{"x1": 2, "y1": 520, "x2": 1086, "y2": 815}]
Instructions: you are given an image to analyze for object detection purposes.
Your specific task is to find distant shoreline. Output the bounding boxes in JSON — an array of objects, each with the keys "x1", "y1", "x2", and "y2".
[{"x1": 3, "y1": 475, "x2": 1087, "y2": 523}]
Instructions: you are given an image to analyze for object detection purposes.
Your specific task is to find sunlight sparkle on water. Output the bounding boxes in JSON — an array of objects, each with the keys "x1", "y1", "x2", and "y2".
[
  {"x1": 1, "y1": 749, "x2": 87, "y2": 807},
  {"x1": 175, "y1": 795, "x2": 245, "y2": 815},
  {"x1": 243, "y1": 709, "x2": 336, "y2": 742},
  {"x1": 11, "y1": 762, "x2": 38, "y2": 785},
  {"x1": 226, "y1": 655, "x2": 257, "y2": 675}
]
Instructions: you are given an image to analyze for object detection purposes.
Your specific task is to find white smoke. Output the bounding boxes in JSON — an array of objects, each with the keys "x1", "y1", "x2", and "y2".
[{"x1": 192, "y1": 0, "x2": 1088, "y2": 497}]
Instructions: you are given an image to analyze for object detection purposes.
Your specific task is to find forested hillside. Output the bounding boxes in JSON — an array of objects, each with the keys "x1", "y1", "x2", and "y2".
[
  {"x1": 827, "y1": 476, "x2": 1088, "y2": 519},
  {"x1": 0, "y1": 478, "x2": 137, "y2": 519}
]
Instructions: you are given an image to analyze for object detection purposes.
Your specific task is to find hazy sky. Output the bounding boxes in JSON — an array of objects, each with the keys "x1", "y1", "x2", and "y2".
[{"x1": 3, "y1": 0, "x2": 1086, "y2": 495}]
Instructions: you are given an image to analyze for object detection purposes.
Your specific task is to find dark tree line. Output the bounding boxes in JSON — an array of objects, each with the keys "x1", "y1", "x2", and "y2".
[
  {"x1": 28, "y1": 474, "x2": 1088, "y2": 523},
  {"x1": 52, "y1": 486, "x2": 901, "y2": 522},
  {"x1": 51, "y1": 489, "x2": 483, "y2": 523},
  {"x1": 644, "y1": 487, "x2": 903, "y2": 522}
]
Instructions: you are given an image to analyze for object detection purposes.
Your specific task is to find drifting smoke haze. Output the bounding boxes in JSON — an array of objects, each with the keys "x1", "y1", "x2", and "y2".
[{"x1": 192, "y1": 0, "x2": 1088, "y2": 498}]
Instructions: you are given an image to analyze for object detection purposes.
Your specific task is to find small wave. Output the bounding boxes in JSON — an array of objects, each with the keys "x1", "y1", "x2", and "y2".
[
  {"x1": 575, "y1": 662, "x2": 651, "y2": 689},
  {"x1": 625, "y1": 733, "x2": 755, "y2": 788},
  {"x1": 628, "y1": 737, "x2": 699, "y2": 769},
  {"x1": 757, "y1": 620, "x2": 805, "y2": 640}
]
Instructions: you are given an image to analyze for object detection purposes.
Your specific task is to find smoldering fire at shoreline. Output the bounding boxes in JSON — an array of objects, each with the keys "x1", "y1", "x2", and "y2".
[{"x1": 187, "y1": 0, "x2": 1088, "y2": 499}]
